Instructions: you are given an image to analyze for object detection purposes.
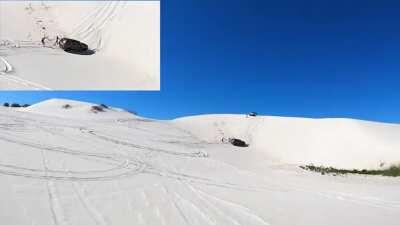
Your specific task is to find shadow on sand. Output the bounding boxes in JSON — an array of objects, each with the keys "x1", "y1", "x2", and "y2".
[{"x1": 64, "y1": 49, "x2": 96, "y2": 56}]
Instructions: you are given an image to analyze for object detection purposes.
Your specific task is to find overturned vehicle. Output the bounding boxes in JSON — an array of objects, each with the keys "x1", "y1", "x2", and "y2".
[
  {"x1": 222, "y1": 137, "x2": 249, "y2": 147},
  {"x1": 59, "y1": 38, "x2": 90, "y2": 54},
  {"x1": 229, "y1": 138, "x2": 249, "y2": 147}
]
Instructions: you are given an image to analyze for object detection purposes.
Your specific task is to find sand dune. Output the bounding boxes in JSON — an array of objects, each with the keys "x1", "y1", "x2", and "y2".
[{"x1": 0, "y1": 99, "x2": 398, "y2": 225}]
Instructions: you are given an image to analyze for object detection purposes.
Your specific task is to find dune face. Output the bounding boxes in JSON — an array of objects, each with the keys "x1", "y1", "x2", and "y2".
[
  {"x1": 174, "y1": 115, "x2": 400, "y2": 170},
  {"x1": 0, "y1": 99, "x2": 399, "y2": 225},
  {"x1": 0, "y1": 1, "x2": 160, "y2": 90},
  {"x1": 22, "y1": 98, "x2": 135, "y2": 119}
]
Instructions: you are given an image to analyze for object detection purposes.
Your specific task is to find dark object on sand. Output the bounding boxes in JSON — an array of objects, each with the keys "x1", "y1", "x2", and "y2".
[
  {"x1": 62, "y1": 104, "x2": 71, "y2": 109},
  {"x1": 229, "y1": 138, "x2": 249, "y2": 147},
  {"x1": 59, "y1": 38, "x2": 90, "y2": 54},
  {"x1": 248, "y1": 112, "x2": 258, "y2": 117},
  {"x1": 91, "y1": 105, "x2": 106, "y2": 113}
]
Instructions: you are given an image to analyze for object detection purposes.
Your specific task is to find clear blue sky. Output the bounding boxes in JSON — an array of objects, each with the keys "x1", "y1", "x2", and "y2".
[{"x1": 1, "y1": 0, "x2": 400, "y2": 122}]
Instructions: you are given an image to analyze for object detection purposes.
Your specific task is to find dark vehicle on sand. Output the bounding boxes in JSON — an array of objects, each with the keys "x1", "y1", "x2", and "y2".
[
  {"x1": 248, "y1": 112, "x2": 258, "y2": 117},
  {"x1": 59, "y1": 38, "x2": 89, "y2": 54},
  {"x1": 229, "y1": 138, "x2": 249, "y2": 147}
]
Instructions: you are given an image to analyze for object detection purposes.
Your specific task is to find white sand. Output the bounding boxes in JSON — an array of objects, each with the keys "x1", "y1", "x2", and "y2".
[
  {"x1": 0, "y1": 99, "x2": 399, "y2": 225},
  {"x1": 174, "y1": 114, "x2": 400, "y2": 169}
]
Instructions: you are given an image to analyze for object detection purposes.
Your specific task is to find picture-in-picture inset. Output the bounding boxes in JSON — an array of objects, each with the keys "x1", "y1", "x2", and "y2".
[{"x1": 0, "y1": 1, "x2": 160, "y2": 90}]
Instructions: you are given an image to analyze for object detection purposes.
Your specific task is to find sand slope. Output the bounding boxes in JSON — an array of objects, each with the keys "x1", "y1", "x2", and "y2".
[
  {"x1": 174, "y1": 114, "x2": 400, "y2": 169},
  {"x1": 0, "y1": 99, "x2": 399, "y2": 225}
]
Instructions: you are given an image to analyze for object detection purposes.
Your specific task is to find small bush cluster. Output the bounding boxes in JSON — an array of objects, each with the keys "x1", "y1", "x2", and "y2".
[
  {"x1": 62, "y1": 104, "x2": 72, "y2": 109},
  {"x1": 300, "y1": 164, "x2": 400, "y2": 177},
  {"x1": 128, "y1": 110, "x2": 138, "y2": 115},
  {"x1": 3, "y1": 102, "x2": 30, "y2": 108},
  {"x1": 90, "y1": 104, "x2": 109, "y2": 113},
  {"x1": 100, "y1": 104, "x2": 108, "y2": 109},
  {"x1": 91, "y1": 105, "x2": 104, "y2": 112}
]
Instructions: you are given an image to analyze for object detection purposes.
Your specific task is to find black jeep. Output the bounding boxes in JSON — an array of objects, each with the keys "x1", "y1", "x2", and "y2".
[
  {"x1": 229, "y1": 138, "x2": 249, "y2": 147},
  {"x1": 59, "y1": 38, "x2": 89, "y2": 53}
]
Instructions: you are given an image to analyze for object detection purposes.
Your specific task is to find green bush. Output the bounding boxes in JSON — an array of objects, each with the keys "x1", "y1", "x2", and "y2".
[{"x1": 300, "y1": 164, "x2": 400, "y2": 177}]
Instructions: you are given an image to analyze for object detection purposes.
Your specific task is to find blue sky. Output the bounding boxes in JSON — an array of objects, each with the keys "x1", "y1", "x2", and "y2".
[{"x1": 1, "y1": 0, "x2": 400, "y2": 122}]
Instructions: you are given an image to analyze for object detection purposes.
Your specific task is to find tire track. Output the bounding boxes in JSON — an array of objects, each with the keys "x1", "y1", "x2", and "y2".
[
  {"x1": 187, "y1": 184, "x2": 271, "y2": 225},
  {"x1": 0, "y1": 160, "x2": 131, "y2": 176},
  {"x1": 0, "y1": 134, "x2": 147, "y2": 181},
  {"x1": 70, "y1": 1, "x2": 113, "y2": 37},
  {"x1": 81, "y1": 128, "x2": 209, "y2": 158},
  {"x1": 69, "y1": 2, "x2": 111, "y2": 36},
  {"x1": 41, "y1": 148, "x2": 70, "y2": 225},
  {"x1": 0, "y1": 74, "x2": 51, "y2": 90},
  {"x1": 73, "y1": 182, "x2": 110, "y2": 225},
  {"x1": 0, "y1": 56, "x2": 51, "y2": 90},
  {"x1": 173, "y1": 190, "x2": 218, "y2": 225},
  {"x1": 0, "y1": 56, "x2": 12, "y2": 74},
  {"x1": 70, "y1": 1, "x2": 125, "y2": 50},
  {"x1": 0, "y1": 119, "x2": 266, "y2": 192}
]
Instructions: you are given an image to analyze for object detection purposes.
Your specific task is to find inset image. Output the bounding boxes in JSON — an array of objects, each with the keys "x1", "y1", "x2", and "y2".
[{"x1": 0, "y1": 1, "x2": 160, "y2": 90}]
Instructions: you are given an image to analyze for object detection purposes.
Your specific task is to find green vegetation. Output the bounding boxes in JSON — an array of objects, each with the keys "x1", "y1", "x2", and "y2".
[{"x1": 300, "y1": 164, "x2": 400, "y2": 177}]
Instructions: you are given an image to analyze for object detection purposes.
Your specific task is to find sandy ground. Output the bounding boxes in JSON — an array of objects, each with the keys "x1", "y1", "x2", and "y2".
[
  {"x1": 0, "y1": 99, "x2": 399, "y2": 225},
  {"x1": 0, "y1": 1, "x2": 160, "y2": 90}
]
